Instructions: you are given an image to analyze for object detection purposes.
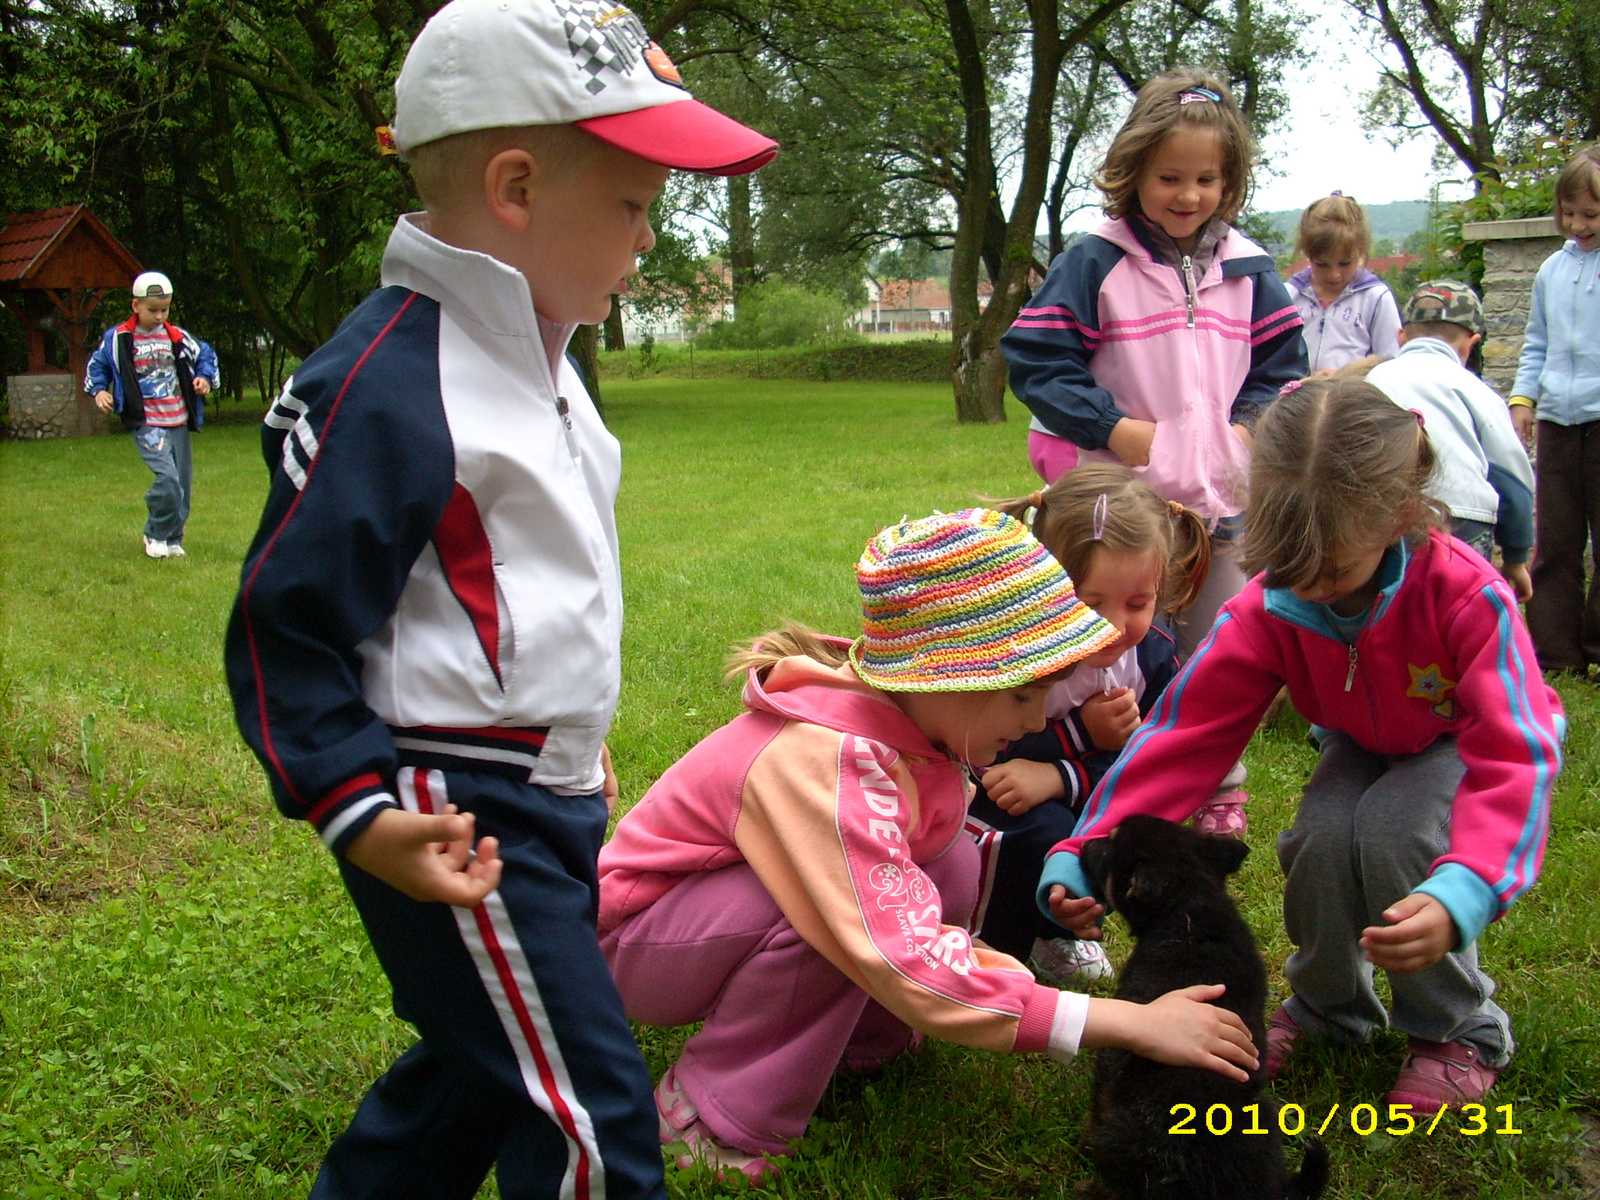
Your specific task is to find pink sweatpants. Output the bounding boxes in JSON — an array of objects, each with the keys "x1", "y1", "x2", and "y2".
[
  {"x1": 1027, "y1": 429, "x2": 1079, "y2": 485},
  {"x1": 600, "y1": 837, "x2": 979, "y2": 1155}
]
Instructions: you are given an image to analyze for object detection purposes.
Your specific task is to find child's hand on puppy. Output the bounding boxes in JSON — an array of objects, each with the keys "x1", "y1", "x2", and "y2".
[
  {"x1": 1085, "y1": 984, "x2": 1259, "y2": 1082},
  {"x1": 1360, "y1": 892, "x2": 1456, "y2": 973},
  {"x1": 1047, "y1": 884, "x2": 1104, "y2": 938}
]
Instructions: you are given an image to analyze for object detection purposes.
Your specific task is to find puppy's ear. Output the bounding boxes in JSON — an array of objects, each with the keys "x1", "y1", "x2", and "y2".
[{"x1": 1195, "y1": 834, "x2": 1250, "y2": 877}]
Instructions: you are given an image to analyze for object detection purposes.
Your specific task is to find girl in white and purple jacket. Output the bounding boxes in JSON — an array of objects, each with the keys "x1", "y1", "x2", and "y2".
[
  {"x1": 1004, "y1": 68, "x2": 1307, "y2": 834},
  {"x1": 1285, "y1": 193, "x2": 1404, "y2": 373}
]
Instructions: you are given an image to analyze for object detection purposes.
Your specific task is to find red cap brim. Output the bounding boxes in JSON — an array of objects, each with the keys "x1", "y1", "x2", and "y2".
[{"x1": 576, "y1": 99, "x2": 778, "y2": 176}]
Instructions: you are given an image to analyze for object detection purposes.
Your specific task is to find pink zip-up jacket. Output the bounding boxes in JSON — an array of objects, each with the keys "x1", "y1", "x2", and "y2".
[
  {"x1": 599, "y1": 644, "x2": 1089, "y2": 1060},
  {"x1": 1040, "y1": 531, "x2": 1563, "y2": 950},
  {"x1": 1003, "y1": 218, "x2": 1306, "y2": 525}
]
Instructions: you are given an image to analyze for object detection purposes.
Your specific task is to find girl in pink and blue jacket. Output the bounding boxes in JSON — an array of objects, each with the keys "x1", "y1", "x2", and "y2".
[
  {"x1": 1002, "y1": 70, "x2": 1307, "y2": 669},
  {"x1": 597, "y1": 510, "x2": 1259, "y2": 1183},
  {"x1": 1041, "y1": 379, "x2": 1563, "y2": 1118}
]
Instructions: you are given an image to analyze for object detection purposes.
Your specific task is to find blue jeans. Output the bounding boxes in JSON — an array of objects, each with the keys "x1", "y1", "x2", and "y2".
[{"x1": 132, "y1": 423, "x2": 192, "y2": 544}]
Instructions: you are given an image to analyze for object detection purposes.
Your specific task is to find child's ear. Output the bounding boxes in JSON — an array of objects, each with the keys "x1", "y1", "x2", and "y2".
[
  {"x1": 483, "y1": 148, "x2": 538, "y2": 233},
  {"x1": 1196, "y1": 834, "x2": 1249, "y2": 877}
]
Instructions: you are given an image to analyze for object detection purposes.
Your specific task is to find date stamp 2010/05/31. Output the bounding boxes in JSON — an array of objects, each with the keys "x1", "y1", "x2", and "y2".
[{"x1": 1168, "y1": 1102, "x2": 1522, "y2": 1138}]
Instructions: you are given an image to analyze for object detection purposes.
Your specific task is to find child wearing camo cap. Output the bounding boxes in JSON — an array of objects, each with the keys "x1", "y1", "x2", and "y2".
[
  {"x1": 224, "y1": 2, "x2": 775, "y2": 1196},
  {"x1": 597, "y1": 509, "x2": 1259, "y2": 1183}
]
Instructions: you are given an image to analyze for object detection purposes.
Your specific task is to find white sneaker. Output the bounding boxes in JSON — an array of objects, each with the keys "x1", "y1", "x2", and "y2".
[
  {"x1": 143, "y1": 536, "x2": 170, "y2": 559},
  {"x1": 1030, "y1": 936, "x2": 1113, "y2": 985},
  {"x1": 165, "y1": 543, "x2": 186, "y2": 558}
]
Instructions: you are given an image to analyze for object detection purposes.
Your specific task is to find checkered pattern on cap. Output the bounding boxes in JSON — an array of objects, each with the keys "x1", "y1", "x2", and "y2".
[
  {"x1": 849, "y1": 508, "x2": 1120, "y2": 692},
  {"x1": 552, "y1": 0, "x2": 648, "y2": 95},
  {"x1": 1404, "y1": 279, "x2": 1485, "y2": 336}
]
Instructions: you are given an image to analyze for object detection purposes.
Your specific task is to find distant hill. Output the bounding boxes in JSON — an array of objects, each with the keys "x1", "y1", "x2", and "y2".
[{"x1": 1248, "y1": 199, "x2": 1431, "y2": 253}]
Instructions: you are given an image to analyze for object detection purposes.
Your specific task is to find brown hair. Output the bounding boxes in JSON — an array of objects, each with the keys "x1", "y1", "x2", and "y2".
[
  {"x1": 1241, "y1": 379, "x2": 1445, "y2": 589},
  {"x1": 1295, "y1": 193, "x2": 1371, "y2": 262},
  {"x1": 990, "y1": 463, "x2": 1212, "y2": 615},
  {"x1": 1096, "y1": 69, "x2": 1255, "y2": 226},
  {"x1": 1328, "y1": 354, "x2": 1388, "y2": 381},
  {"x1": 1554, "y1": 143, "x2": 1600, "y2": 232},
  {"x1": 404, "y1": 123, "x2": 601, "y2": 209},
  {"x1": 724, "y1": 623, "x2": 850, "y2": 682}
]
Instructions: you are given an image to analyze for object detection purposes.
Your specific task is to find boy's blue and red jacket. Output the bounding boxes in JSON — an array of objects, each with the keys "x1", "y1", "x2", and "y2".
[
  {"x1": 1003, "y1": 217, "x2": 1306, "y2": 525},
  {"x1": 224, "y1": 215, "x2": 623, "y2": 855},
  {"x1": 83, "y1": 317, "x2": 218, "y2": 430}
]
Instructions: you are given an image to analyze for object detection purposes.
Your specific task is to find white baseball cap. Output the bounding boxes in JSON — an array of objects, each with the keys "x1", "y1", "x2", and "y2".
[
  {"x1": 392, "y1": 0, "x2": 778, "y2": 176},
  {"x1": 131, "y1": 271, "x2": 173, "y2": 298}
]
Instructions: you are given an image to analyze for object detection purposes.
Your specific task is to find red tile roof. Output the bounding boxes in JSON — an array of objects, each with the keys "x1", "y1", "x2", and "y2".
[{"x1": 0, "y1": 205, "x2": 142, "y2": 287}]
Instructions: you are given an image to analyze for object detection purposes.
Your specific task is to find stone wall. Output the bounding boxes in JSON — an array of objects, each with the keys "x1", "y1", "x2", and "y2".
[
  {"x1": 1463, "y1": 216, "x2": 1564, "y2": 396},
  {"x1": 6, "y1": 373, "x2": 80, "y2": 439}
]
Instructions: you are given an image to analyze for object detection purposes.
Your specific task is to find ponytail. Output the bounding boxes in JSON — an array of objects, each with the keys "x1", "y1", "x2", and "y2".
[
  {"x1": 1164, "y1": 500, "x2": 1212, "y2": 615},
  {"x1": 724, "y1": 623, "x2": 850, "y2": 682}
]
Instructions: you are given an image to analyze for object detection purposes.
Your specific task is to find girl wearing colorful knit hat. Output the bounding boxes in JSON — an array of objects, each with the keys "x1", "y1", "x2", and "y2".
[{"x1": 596, "y1": 508, "x2": 1259, "y2": 1183}]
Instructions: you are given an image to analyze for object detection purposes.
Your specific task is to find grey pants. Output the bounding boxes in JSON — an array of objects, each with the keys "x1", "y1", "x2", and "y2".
[
  {"x1": 1171, "y1": 532, "x2": 1248, "y2": 659},
  {"x1": 1277, "y1": 732, "x2": 1512, "y2": 1066},
  {"x1": 132, "y1": 423, "x2": 192, "y2": 544}
]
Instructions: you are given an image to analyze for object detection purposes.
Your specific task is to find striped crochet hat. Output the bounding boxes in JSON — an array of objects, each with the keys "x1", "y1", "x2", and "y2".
[{"x1": 849, "y1": 508, "x2": 1119, "y2": 692}]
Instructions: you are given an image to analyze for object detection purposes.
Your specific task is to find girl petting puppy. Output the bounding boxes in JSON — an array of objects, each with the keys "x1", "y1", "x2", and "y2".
[
  {"x1": 1043, "y1": 381, "x2": 1563, "y2": 1115},
  {"x1": 966, "y1": 464, "x2": 1232, "y2": 983},
  {"x1": 598, "y1": 509, "x2": 1259, "y2": 1182}
]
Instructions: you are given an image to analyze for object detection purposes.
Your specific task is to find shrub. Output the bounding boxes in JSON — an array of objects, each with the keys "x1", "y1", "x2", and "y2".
[{"x1": 695, "y1": 280, "x2": 859, "y2": 350}]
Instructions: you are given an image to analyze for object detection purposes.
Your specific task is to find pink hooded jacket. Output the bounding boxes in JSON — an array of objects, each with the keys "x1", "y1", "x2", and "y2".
[{"x1": 598, "y1": 643, "x2": 1089, "y2": 1060}]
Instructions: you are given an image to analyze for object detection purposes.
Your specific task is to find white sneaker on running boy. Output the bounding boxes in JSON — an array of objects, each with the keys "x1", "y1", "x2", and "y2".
[
  {"x1": 165, "y1": 542, "x2": 186, "y2": 558},
  {"x1": 654, "y1": 1066, "x2": 781, "y2": 1184},
  {"x1": 143, "y1": 535, "x2": 170, "y2": 559},
  {"x1": 1030, "y1": 936, "x2": 1113, "y2": 985}
]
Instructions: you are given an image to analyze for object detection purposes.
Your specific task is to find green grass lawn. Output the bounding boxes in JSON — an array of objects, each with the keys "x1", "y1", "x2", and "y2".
[{"x1": 2, "y1": 379, "x2": 1597, "y2": 1198}]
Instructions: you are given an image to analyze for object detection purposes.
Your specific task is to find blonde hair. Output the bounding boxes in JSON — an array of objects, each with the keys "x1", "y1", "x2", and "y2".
[
  {"x1": 990, "y1": 464, "x2": 1212, "y2": 615},
  {"x1": 1555, "y1": 144, "x2": 1600, "y2": 233},
  {"x1": 1296, "y1": 193, "x2": 1371, "y2": 263},
  {"x1": 404, "y1": 123, "x2": 601, "y2": 209},
  {"x1": 724, "y1": 624, "x2": 849, "y2": 681},
  {"x1": 1241, "y1": 379, "x2": 1446, "y2": 589},
  {"x1": 1096, "y1": 69, "x2": 1255, "y2": 226},
  {"x1": 1328, "y1": 354, "x2": 1387, "y2": 382}
]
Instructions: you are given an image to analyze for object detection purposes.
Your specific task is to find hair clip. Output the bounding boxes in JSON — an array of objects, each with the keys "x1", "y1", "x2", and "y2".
[
  {"x1": 1028, "y1": 490, "x2": 1044, "y2": 510},
  {"x1": 1092, "y1": 492, "x2": 1109, "y2": 541},
  {"x1": 1409, "y1": 408, "x2": 1426, "y2": 429},
  {"x1": 1331, "y1": 189, "x2": 1343, "y2": 196},
  {"x1": 1179, "y1": 87, "x2": 1222, "y2": 105},
  {"x1": 1277, "y1": 378, "x2": 1307, "y2": 398}
]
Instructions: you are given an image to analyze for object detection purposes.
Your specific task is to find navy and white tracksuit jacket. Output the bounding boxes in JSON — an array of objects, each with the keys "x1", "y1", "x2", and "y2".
[
  {"x1": 966, "y1": 622, "x2": 1181, "y2": 959},
  {"x1": 225, "y1": 214, "x2": 663, "y2": 1200}
]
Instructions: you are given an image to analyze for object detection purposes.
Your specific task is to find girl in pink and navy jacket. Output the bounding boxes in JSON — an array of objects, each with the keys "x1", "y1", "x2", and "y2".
[
  {"x1": 1042, "y1": 380, "x2": 1563, "y2": 1119},
  {"x1": 597, "y1": 510, "x2": 1260, "y2": 1183},
  {"x1": 1003, "y1": 70, "x2": 1306, "y2": 668}
]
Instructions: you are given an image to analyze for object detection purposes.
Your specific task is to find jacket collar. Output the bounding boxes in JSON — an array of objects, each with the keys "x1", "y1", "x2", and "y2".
[
  {"x1": 1261, "y1": 537, "x2": 1412, "y2": 639},
  {"x1": 1395, "y1": 336, "x2": 1463, "y2": 367},
  {"x1": 1094, "y1": 216, "x2": 1259, "y2": 286},
  {"x1": 381, "y1": 213, "x2": 577, "y2": 377},
  {"x1": 1288, "y1": 267, "x2": 1384, "y2": 298}
]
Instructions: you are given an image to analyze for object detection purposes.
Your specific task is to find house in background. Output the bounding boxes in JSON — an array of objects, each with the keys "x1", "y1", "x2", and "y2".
[{"x1": 853, "y1": 277, "x2": 952, "y2": 334}]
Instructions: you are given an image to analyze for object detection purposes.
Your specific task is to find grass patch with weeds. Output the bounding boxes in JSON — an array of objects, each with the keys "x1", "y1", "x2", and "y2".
[{"x1": 2, "y1": 378, "x2": 1597, "y2": 1198}]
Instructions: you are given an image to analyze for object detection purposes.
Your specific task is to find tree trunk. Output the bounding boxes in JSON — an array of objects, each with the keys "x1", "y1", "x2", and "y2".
[
  {"x1": 570, "y1": 323, "x2": 603, "y2": 419},
  {"x1": 602, "y1": 296, "x2": 626, "y2": 351},
  {"x1": 727, "y1": 172, "x2": 757, "y2": 312}
]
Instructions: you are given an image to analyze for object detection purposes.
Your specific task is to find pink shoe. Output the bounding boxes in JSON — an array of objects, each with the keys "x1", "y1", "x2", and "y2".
[
  {"x1": 1193, "y1": 789, "x2": 1249, "y2": 838},
  {"x1": 654, "y1": 1067, "x2": 782, "y2": 1184},
  {"x1": 1386, "y1": 1039, "x2": 1497, "y2": 1114},
  {"x1": 1264, "y1": 1005, "x2": 1303, "y2": 1081}
]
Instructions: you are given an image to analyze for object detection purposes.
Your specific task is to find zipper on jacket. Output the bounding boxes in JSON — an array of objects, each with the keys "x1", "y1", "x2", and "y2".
[
  {"x1": 555, "y1": 395, "x2": 583, "y2": 466},
  {"x1": 1182, "y1": 254, "x2": 1197, "y2": 328},
  {"x1": 1343, "y1": 644, "x2": 1358, "y2": 692}
]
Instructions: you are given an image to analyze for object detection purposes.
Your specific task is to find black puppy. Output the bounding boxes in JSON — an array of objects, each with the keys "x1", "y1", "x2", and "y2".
[{"x1": 1080, "y1": 814, "x2": 1328, "y2": 1200}]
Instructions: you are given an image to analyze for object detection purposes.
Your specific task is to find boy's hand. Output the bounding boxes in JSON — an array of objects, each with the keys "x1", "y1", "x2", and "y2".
[
  {"x1": 1501, "y1": 561, "x2": 1533, "y2": 603},
  {"x1": 1108, "y1": 418, "x2": 1157, "y2": 467},
  {"x1": 345, "y1": 804, "x2": 502, "y2": 908},
  {"x1": 1125, "y1": 985, "x2": 1258, "y2": 1081},
  {"x1": 1360, "y1": 892, "x2": 1455, "y2": 973},
  {"x1": 601, "y1": 742, "x2": 619, "y2": 815},
  {"x1": 980, "y1": 759, "x2": 1065, "y2": 815},
  {"x1": 1510, "y1": 404, "x2": 1535, "y2": 444},
  {"x1": 1047, "y1": 884, "x2": 1104, "y2": 938},
  {"x1": 1080, "y1": 687, "x2": 1140, "y2": 751},
  {"x1": 193, "y1": 377, "x2": 212, "y2": 396},
  {"x1": 93, "y1": 390, "x2": 115, "y2": 414},
  {"x1": 1230, "y1": 422, "x2": 1255, "y2": 452}
]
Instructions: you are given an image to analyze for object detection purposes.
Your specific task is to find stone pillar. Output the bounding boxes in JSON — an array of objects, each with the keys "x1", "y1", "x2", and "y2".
[
  {"x1": 6, "y1": 373, "x2": 83, "y2": 439},
  {"x1": 1462, "y1": 216, "x2": 1564, "y2": 396}
]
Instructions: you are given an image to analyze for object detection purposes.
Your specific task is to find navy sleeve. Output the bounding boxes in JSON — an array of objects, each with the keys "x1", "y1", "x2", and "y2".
[
  {"x1": 1001, "y1": 236, "x2": 1127, "y2": 450},
  {"x1": 1134, "y1": 620, "x2": 1182, "y2": 718},
  {"x1": 1231, "y1": 266, "x2": 1308, "y2": 428},
  {"x1": 224, "y1": 288, "x2": 457, "y2": 855},
  {"x1": 1488, "y1": 462, "x2": 1535, "y2": 563}
]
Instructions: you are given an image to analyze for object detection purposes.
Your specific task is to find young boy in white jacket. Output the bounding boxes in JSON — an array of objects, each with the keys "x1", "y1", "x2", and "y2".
[{"x1": 1366, "y1": 280, "x2": 1534, "y2": 601}]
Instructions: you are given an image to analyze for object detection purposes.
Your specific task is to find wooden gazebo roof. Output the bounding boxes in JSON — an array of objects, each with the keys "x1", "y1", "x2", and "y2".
[{"x1": 0, "y1": 205, "x2": 142, "y2": 291}]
